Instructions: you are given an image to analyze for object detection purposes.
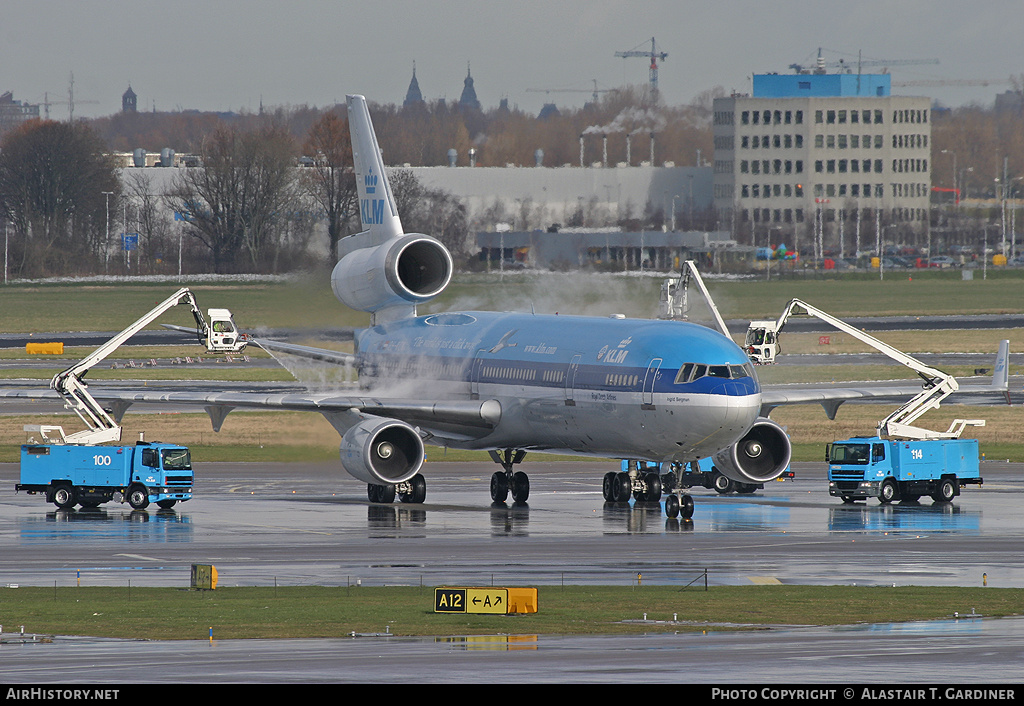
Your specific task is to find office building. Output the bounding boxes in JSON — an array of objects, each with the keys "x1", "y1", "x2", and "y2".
[{"x1": 713, "y1": 73, "x2": 931, "y2": 254}]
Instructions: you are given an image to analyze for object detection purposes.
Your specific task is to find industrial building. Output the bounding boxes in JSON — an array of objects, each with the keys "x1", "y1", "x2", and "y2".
[{"x1": 712, "y1": 73, "x2": 932, "y2": 255}]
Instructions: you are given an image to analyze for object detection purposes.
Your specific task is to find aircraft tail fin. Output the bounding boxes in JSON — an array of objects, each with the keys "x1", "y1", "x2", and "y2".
[
  {"x1": 992, "y1": 339, "x2": 1010, "y2": 398},
  {"x1": 347, "y1": 94, "x2": 403, "y2": 241}
]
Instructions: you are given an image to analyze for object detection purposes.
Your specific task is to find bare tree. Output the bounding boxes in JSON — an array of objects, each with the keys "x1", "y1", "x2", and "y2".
[
  {"x1": 168, "y1": 124, "x2": 297, "y2": 272},
  {"x1": 301, "y1": 112, "x2": 358, "y2": 263},
  {"x1": 0, "y1": 119, "x2": 119, "y2": 275},
  {"x1": 388, "y1": 168, "x2": 470, "y2": 258},
  {"x1": 122, "y1": 170, "x2": 175, "y2": 273}
]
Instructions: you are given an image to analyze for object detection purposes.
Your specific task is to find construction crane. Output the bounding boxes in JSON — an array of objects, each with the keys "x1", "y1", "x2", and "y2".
[
  {"x1": 526, "y1": 79, "x2": 611, "y2": 105},
  {"x1": 789, "y1": 48, "x2": 938, "y2": 75},
  {"x1": 41, "y1": 73, "x2": 98, "y2": 121},
  {"x1": 892, "y1": 78, "x2": 1011, "y2": 88},
  {"x1": 615, "y1": 37, "x2": 668, "y2": 95}
]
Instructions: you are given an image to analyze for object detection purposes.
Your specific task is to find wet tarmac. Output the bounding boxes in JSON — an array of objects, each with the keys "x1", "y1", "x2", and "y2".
[
  {"x1": 1, "y1": 460, "x2": 1023, "y2": 683},
  {"x1": 2, "y1": 461, "x2": 1022, "y2": 589}
]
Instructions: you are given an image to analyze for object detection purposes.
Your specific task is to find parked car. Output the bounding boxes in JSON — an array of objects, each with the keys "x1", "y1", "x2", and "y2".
[
  {"x1": 928, "y1": 256, "x2": 959, "y2": 269},
  {"x1": 883, "y1": 256, "x2": 913, "y2": 269}
]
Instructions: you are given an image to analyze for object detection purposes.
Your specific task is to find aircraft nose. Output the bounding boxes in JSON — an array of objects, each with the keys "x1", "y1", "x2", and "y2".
[{"x1": 726, "y1": 386, "x2": 761, "y2": 431}]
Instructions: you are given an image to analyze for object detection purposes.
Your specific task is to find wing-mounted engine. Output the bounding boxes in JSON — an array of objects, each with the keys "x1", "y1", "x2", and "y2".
[
  {"x1": 331, "y1": 233, "x2": 453, "y2": 325},
  {"x1": 339, "y1": 418, "x2": 425, "y2": 485},
  {"x1": 712, "y1": 417, "x2": 792, "y2": 483}
]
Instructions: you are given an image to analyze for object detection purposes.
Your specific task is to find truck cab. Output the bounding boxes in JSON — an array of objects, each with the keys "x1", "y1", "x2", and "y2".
[
  {"x1": 744, "y1": 322, "x2": 780, "y2": 364},
  {"x1": 205, "y1": 308, "x2": 245, "y2": 353}
]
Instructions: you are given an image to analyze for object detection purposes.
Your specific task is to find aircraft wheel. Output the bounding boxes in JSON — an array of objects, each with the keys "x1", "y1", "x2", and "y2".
[
  {"x1": 368, "y1": 483, "x2": 395, "y2": 504},
  {"x1": 680, "y1": 494, "x2": 694, "y2": 519},
  {"x1": 404, "y1": 474, "x2": 426, "y2": 504},
  {"x1": 511, "y1": 471, "x2": 530, "y2": 503},
  {"x1": 664, "y1": 494, "x2": 680, "y2": 519},
  {"x1": 613, "y1": 472, "x2": 631, "y2": 502},
  {"x1": 490, "y1": 472, "x2": 509, "y2": 503},
  {"x1": 602, "y1": 472, "x2": 616, "y2": 502},
  {"x1": 644, "y1": 473, "x2": 662, "y2": 502}
]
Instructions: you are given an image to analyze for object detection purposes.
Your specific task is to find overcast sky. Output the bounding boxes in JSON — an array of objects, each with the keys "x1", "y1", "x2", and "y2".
[{"x1": 3, "y1": 0, "x2": 1020, "y2": 120}]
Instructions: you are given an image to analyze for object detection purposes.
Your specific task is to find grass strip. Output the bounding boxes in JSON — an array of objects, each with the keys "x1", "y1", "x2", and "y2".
[{"x1": 0, "y1": 585, "x2": 1018, "y2": 641}]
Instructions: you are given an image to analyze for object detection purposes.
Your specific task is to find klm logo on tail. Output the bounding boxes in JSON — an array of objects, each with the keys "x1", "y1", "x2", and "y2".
[
  {"x1": 360, "y1": 167, "x2": 385, "y2": 224},
  {"x1": 362, "y1": 198, "x2": 386, "y2": 225}
]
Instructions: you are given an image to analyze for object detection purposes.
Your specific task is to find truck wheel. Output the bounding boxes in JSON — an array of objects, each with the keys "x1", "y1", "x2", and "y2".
[
  {"x1": 52, "y1": 485, "x2": 76, "y2": 510},
  {"x1": 712, "y1": 472, "x2": 733, "y2": 494},
  {"x1": 127, "y1": 485, "x2": 150, "y2": 510},
  {"x1": 932, "y1": 478, "x2": 957, "y2": 503},
  {"x1": 879, "y1": 479, "x2": 898, "y2": 504}
]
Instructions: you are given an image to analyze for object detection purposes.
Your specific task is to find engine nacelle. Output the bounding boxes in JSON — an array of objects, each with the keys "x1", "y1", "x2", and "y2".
[
  {"x1": 331, "y1": 233, "x2": 452, "y2": 316},
  {"x1": 712, "y1": 417, "x2": 792, "y2": 484},
  {"x1": 339, "y1": 418, "x2": 425, "y2": 485}
]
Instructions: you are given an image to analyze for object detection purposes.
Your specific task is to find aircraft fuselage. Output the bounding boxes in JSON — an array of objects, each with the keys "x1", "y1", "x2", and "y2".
[{"x1": 355, "y1": 310, "x2": 761, "y2": 463}]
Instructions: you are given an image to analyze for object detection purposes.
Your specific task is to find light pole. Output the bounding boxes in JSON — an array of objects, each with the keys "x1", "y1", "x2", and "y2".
[
  {"x1": 101, "y1": 191, "x2": 113, "y2": 274},
  {"x1": 941, "y1": 150, "x2": 957, "y2": 207}
]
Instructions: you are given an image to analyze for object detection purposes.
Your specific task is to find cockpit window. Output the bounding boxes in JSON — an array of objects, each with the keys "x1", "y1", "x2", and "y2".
[
  {"x1": 674, "y1": 363, "x2": 695, "y2": 384},
  {"x1": 730, "y1": 364, "x2": 753, "y2": 379},
  {"x1": 674, "y1": 362, "x2": 754, "y2": 384}
]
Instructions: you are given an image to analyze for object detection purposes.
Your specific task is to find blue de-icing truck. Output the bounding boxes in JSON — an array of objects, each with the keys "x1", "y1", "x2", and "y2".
[
  {"x1": 827, "y1": 436, "x2": 982, "y2": 504},
  {"x1": 17, "y1": 442, "x2": 194, "y2": 510}
]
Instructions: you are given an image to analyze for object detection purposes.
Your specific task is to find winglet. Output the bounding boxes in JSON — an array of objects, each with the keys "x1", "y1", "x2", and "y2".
[{"x1": 347, "y1": 94, "x2": 403, "y2": 241}]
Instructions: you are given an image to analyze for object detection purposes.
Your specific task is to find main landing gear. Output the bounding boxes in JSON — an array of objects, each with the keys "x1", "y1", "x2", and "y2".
[
  {"x1": 366, "y1": 474, "x2": 427, "y2": 504},
  {"x1": 488, "y1": 449, "x2": 530, "y2": 503},
  {"x1": 604, "y1": 461, "x2": 694, "y2": 520}
]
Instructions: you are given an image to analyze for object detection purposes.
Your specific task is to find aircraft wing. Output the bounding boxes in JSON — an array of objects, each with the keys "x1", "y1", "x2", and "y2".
[
  {"x1": 250, "y1": 338, "x2": 357, "y2": 366},
  {"x1": 759, "y1": 339, "x2": 1012, "y2": 418},
  {"x1": 0, "y1": 386, "x2": 501, "y2": 443},
  {"x1": 759, "y1": 378, "x2": 1011, "y2": 419},
  {"x1": 161, "y1": 325, "x2": 357, "y2": 367}
]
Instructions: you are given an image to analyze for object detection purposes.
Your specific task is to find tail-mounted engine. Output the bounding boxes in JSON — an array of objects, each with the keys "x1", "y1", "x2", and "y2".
[
  {"x1": 331, "y1": 233, "x2": 453, "y2": 324},
  {"x1": 339, "y1": 418, "x2": 425, "y2": 485},
  {"x1": 712, "y1": 417, "x2": 792, "y2": 483}
]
